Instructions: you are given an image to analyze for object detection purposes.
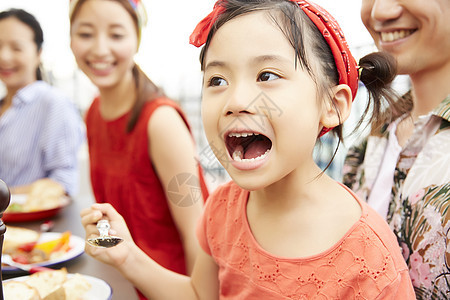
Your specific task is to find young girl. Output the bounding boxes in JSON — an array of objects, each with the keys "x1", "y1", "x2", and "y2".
[
  {"x1": 81, "y1": 0, "x2": 415, "y2": 298},
  {"x1": 69, "y1": 0, "x2": 209, "y2": 298}
]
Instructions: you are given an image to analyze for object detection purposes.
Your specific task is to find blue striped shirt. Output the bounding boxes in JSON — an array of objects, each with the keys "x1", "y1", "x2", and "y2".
[{"x1": 0, "y1": 81, "x2": 86, "y2": 195}]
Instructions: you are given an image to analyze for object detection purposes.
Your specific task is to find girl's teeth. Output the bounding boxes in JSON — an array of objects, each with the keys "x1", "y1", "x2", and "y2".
[
  {"x1": 232, "y1": 149, "x2": 269, "y2": 162},
  {"x1": 228, "y1": 132, "x2": 259, "y2": 138}
]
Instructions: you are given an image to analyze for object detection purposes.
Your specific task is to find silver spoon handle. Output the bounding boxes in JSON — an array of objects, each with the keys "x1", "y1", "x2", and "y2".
[{"x1": 97, "y1": 219, "x2": 111, "y2": 237}]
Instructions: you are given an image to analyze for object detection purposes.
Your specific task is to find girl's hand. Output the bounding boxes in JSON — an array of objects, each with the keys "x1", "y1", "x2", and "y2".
[{"x1": 80, "y1": 203, "x2": 135, "y2": 267}]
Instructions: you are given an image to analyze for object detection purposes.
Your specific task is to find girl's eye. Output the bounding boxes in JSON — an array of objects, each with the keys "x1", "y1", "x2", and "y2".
[
  {"x1": 208, "y1": 77, "x2": 227, "y2": 87},
  {"x1": 258, "y1": 72, "x2": 280, "y2": 82}
]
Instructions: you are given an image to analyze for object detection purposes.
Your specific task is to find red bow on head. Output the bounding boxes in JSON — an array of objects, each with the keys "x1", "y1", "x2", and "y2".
[
  {"x1": 189, "y1": 2, "x2": 226, "y2": 47},
  {"x1": 190, "y1": 0, "x2": 359, "y2": 137}
]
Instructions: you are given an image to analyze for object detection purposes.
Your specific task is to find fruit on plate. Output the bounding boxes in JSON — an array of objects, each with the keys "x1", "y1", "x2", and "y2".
[
  {"x1": 34, "y1": 231, "x2": 71, "y2": 260},
  {"x1": 2, "y1": 226, "x2": 72, "y2": 265}
]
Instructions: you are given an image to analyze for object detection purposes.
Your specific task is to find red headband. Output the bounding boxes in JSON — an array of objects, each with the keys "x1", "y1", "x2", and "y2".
[
  {"x1": 189, "y1": 2, "x2": 226, "y2": 48},
  {"x1": 190, "y1": 0, "x2": 358, "y2": 137}
]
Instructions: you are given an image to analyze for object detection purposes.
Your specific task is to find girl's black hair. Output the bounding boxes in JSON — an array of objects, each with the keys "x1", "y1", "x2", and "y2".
[
  {"x1": 198, "y1": 0, "x2": 410, "y2": 170},
  {"x1": 0, "y1": 8, "x2": 44, "y2": 80}
]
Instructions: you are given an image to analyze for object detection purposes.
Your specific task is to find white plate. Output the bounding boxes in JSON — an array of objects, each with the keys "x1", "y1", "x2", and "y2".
[
  {"x1": 4, "y1": 273, "x2": 112, "y2": 300},
  {"x1": 9, "y1": 194, "x2": 27, "y2": 205},
  {"x1": 2, "y1": 232, "x2": 85, "y2": 273}
]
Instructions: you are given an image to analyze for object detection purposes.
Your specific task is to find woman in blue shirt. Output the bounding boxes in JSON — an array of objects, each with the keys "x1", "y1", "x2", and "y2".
[{"x1": 0, "y1": 8, "x2": 84, "y2": 196}]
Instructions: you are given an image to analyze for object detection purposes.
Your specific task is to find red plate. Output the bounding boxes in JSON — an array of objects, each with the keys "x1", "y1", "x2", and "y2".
[{"x1": 3, "y1": 196, "x2": 70, "y2": 223}]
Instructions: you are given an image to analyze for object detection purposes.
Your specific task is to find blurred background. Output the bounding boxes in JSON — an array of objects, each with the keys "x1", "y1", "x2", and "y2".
[{"x1": 0, "y1": 0, "x2": 409, "y2": 193}]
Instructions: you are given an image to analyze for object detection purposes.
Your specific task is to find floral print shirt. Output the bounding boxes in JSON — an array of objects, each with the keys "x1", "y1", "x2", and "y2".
[{"x1": 343, "y1": 93, "x2": 450, "y2": 299}]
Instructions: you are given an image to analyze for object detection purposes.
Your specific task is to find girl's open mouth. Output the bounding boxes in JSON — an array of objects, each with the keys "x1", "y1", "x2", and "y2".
[{"x1": 225, "y1": 132, "x2": 272, "y2": 162}]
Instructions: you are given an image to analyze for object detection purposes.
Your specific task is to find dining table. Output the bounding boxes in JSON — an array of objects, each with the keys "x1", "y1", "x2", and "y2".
[{"x1": 1, "y1": 193, "x2": 139, "y2": 300}]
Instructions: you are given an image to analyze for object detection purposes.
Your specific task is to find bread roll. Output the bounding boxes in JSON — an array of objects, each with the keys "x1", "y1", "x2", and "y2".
[
  {"x1": 63, "y1": 273, "x2": 92, "y2": 300},
  {"x1": 42, "y1": 286, "x2": 66, "y2": 300},
  {"x1": 5, "y1": 268, "x2": 92, "y2": 300},
  {"x1": 3, "y1": 226, "x2": 40, "y2": 254},
  {"x1": 25, "y1": 268, "x2": 68, "y2": 299},
  {"x1": 25, "y1": 179, "x2": 65, "y2": 211},
  {"x1": 4, "y1": 281, "x2": 41, "y2": 300}
]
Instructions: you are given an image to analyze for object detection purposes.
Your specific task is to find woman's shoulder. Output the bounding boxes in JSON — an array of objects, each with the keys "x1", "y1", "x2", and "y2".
[
  {"x1": 16, "y1": 82, "x2": 80, "y2": 122},
  {"x1": 32, "y1": 81, "x2": 69, "y2": 100},
  {"x1": 141, "y1": 96, "x2": 192, "y2": 131},
  {"x1": 142, "y1": 97, "x2": 181, "y2": 114},
  {"x1": 28, "y1": 82, "x2": 78, "y2": 113},
  {"x1": 16, "y1": 81, "x2": 59, "y2": 103}
]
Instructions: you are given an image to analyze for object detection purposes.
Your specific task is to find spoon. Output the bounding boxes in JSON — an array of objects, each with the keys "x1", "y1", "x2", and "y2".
[{"x1": 86, "y1": 219, "x2": 123, "y2": 248}]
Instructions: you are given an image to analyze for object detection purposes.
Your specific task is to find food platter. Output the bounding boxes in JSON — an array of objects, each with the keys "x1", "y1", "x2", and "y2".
[
  {"x1": 2, "y1": 232, "x2": 85, "y2": 274},
  {"x1": 5, "y1": 273, "x2": 113, "y2": 300},
  {"x1": 3, "y1": 194, "x2": 70, "y2": 223}
]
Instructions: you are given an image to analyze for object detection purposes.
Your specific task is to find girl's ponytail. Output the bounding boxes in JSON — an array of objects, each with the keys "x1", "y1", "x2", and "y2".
[{"x1": 357, "y1": 52, "x2": 412, "y2": 134}]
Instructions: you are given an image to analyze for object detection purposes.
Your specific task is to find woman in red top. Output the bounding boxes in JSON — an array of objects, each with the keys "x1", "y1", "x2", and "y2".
[{"x1": 69, "y1": 0, "x2": 208, "y2": 298}]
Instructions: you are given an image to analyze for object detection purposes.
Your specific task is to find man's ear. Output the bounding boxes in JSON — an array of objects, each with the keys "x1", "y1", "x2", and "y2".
[{"x1": 320, "y1": 84, "x2": 352, "y2": 129}]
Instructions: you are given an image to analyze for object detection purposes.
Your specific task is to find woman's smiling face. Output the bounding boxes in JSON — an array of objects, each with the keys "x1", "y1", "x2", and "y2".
[
  {"x1": 0, "y1": 17, "x2": 40, "y2": 91},
  {"x1": 201, "y1": 11, "x2": 325, "y2": 190},
  {"x1": 70, "y1": 0, "x2": 138, "y2": 89}
]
